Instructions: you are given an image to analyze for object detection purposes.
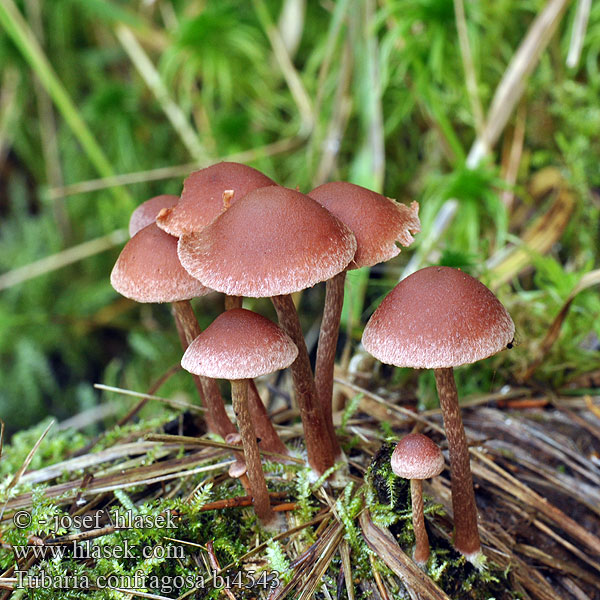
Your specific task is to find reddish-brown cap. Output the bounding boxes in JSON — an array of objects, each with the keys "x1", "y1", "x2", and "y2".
[
  {"x1": 181, "y1": 308, "x2": 298, "y2": 379},
  {"x1": 155, "y1": 162, "x2": 276, "y2": 236},
  {"x1": 177, "y1": 186, "x2": 357, "y2": 297},
  {"x1": 362, "y1": 266, "x2": 515, "y2": 368},
  {"x1": 308, "y1": 182, "x2": 420, "y2": 269},
  {"x1": 391, "y1": 433, "x2": 444, "y2": 479},
  {"x1": 129, "y1": 194, "x2": 179, "y2": 237},
  {"x1": 110, "y1": 223, "x2": 212, "y2": 303}
]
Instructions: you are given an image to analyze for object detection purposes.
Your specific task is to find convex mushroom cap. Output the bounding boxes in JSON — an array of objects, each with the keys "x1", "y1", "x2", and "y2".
[
  {"x1": 391, "y1": 433, "x2": 444, "y2": 480},
  {"x1": 110, "y1": 223, "x2": 211, "y2": 303},
  {"x1": 181, "y1": 308, "x2": 298, "y2": 380},
  {"x1": 177, "y1": 186, "x2": 357, "y2": 297},
  {"x1": 129, "y1": 194, "x2": 179, "y2": 237},
  {"x1": 156, "y1": 162, "x2": 276, "y2": 237},
  {"x1": 363, "y1": 266, "x2": 515, "y2": 369},
  {"x1": 308, "y1": 181, "x2": 420, "y2": 268}
]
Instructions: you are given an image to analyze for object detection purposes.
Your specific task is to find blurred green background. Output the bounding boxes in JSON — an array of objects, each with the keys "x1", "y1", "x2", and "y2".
[{"x1": 1, "y1": 0, "x2": 599, "y2": 437}]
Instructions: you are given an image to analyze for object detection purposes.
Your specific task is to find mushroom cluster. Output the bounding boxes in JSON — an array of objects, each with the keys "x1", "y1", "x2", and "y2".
[{"x1": 110, "y1": 161, "x2": 514, "y2": 553}]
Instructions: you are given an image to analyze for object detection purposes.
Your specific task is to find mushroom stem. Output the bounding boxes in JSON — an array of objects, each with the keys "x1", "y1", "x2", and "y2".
[
  {"x1": 271, "y1": 294, "x2": 335, "y2": 476},
  {"x1": 433, "y1": 367, "x2": 481, "y2": 558},
  {"x1": 248, "y1": 380, "x2": 289, "y2": 458},
  {"x1": 231, "y1": 379, "x2": 275, "y2": 525},
  {"x1": 171, "y1": 301, "x2": 237, "y2": 438},
  {"x1": 224, "y1": 295, "x2": 243, "y2": 310},
  {"x1": 315, "y1": 271, "x2": 346, "y2": 460},
  {"x1": 410, "y1": 479, "x2": 430, "y2": 565}
]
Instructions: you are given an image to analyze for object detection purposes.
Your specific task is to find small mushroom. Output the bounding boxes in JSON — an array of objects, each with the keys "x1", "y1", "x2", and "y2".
[
  {"x1": 181, "y1": 308, "x2": 298, "y2": 525},
  {"x1": 110, "y1": 222, "x2": 237, "y2": 439},
  {"x1": 362, "y1": 266, "x2": 514, "y2": 561},
  {"x1": 391, "y1": 433, "x2": 444, "y2": 565},
  {"x1": 226, "y1": 434, "x2": 248, "y2": 479}
]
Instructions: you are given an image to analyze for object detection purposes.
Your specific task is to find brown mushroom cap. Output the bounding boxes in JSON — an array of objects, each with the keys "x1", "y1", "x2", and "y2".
[
  {"x1": 177, "y1": 186, "x2": 357, "y2": 297},
  {"x1": 110, "y1": 223, "x2": 212, "y2": 303},
  {"x1": 129, "y1": 194, "x2": 179, "y2": 237},
  {"x1": 181, "y1": 308, "x2": 298, "y2": 380},
  {"x1": 155, "y1": 162, "x2": 276, "y2": 236},
  {"x1": 308, "y1": 182, "x2": 420, "y2": 269},
  {"x1": 391, "y1": 433, "x2": 444, "y2": 480},
  {"x1": 362, "y1": 266, "x2": 515, "y2": 368}
]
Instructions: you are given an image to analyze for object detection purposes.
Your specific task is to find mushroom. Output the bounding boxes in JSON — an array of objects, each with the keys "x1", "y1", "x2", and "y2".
[
  {"x1": 128, "y1": 194, "x2": 179, "y2": 237},
  {"x1": 177, "y1": 185, "x2": 357, "y2": 477},
  {"x1": 155, "y1": 161, "x2": 276, "y2": 237},
  {"x1": 391, "y1": 433, "x2": 444, "y2": 565},
  {"x1": 181, "y1": 308, "x2": 298, "y2": 525},
  {"x1": 362, "y1": 266, "x2": 514, "y2": 561},
  {"x1": 308, "y1": 181, "x2": 420, "y2": 458},
  {"x1": 110, "y1": 222, "x2": 237, "y2": 439}
]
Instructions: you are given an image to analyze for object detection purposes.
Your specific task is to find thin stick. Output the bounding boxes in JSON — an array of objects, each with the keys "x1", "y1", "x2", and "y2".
[
  {"x1": 566, "y1": 0, "x2": 591, "y2": 69},
  {"x1": 0, "y1": 420, "x2": 54, "y2": 522},
  {"x1": 94, "y1": 383, "x2": 200, "y2": 413},
  {"x1": 453, "y1": 0, "x2": 484, "y2": 134},
  {"x1": 252, "y1": 0, "x2": 314, "y2": 133},
  {"x1": 0, "y1": 229, "x2": 127, "y2": 291},
  {"x1": 47, "y1": 137, "x2": 302, "y2": 200},
  {"x1": 145, "y1": 433, "x2": 303, "y2": 464},
  {"x1": 469, "y1": 0, "x2": 571, "y2": 165},
  {"x1": 115, "y1": 25, "x2": 206, "y2": 162}
]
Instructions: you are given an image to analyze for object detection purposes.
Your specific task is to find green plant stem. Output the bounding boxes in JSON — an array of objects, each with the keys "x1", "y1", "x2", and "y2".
[
  {"x1": 0, "y1": 229, "x2": 128, "y2": 291},
  {"x1": 115, "y1": 24, "x2": 207, "y2": 163},
  {"x1": 252, "y1": 0, "x2": 314, "y2": 133}
]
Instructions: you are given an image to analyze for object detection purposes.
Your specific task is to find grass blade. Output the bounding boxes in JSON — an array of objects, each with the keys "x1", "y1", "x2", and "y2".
[{"x1": 0, "y1": 0, "x2": 132, "y2": 208}]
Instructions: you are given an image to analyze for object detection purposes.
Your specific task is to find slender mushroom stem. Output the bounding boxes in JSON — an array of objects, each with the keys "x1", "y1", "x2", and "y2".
[
  {"x1": 434, "y1": 367, "x2": 481, "y2": 558},
  {"x1": 224, "y1": 295, "x2": 243, "y2": 310},
  {"x1": 314, "y1": 271, "x2": 346, "y2": 459},
  {"x1": 271, "y1": 294, "x2": 335, "y2": 476},
  {"x1": 171, "y1": 301, "x2": 237, "y2": 438},
  {"x1": 410, "y1": 479, "x2": 431, "y2": 565},
  {"x1": 231, "y1": 379, "x2": 275, "y2": 525},
  {"x1": 248, "y1": 380, "x2": 289, "y2": 458}
]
